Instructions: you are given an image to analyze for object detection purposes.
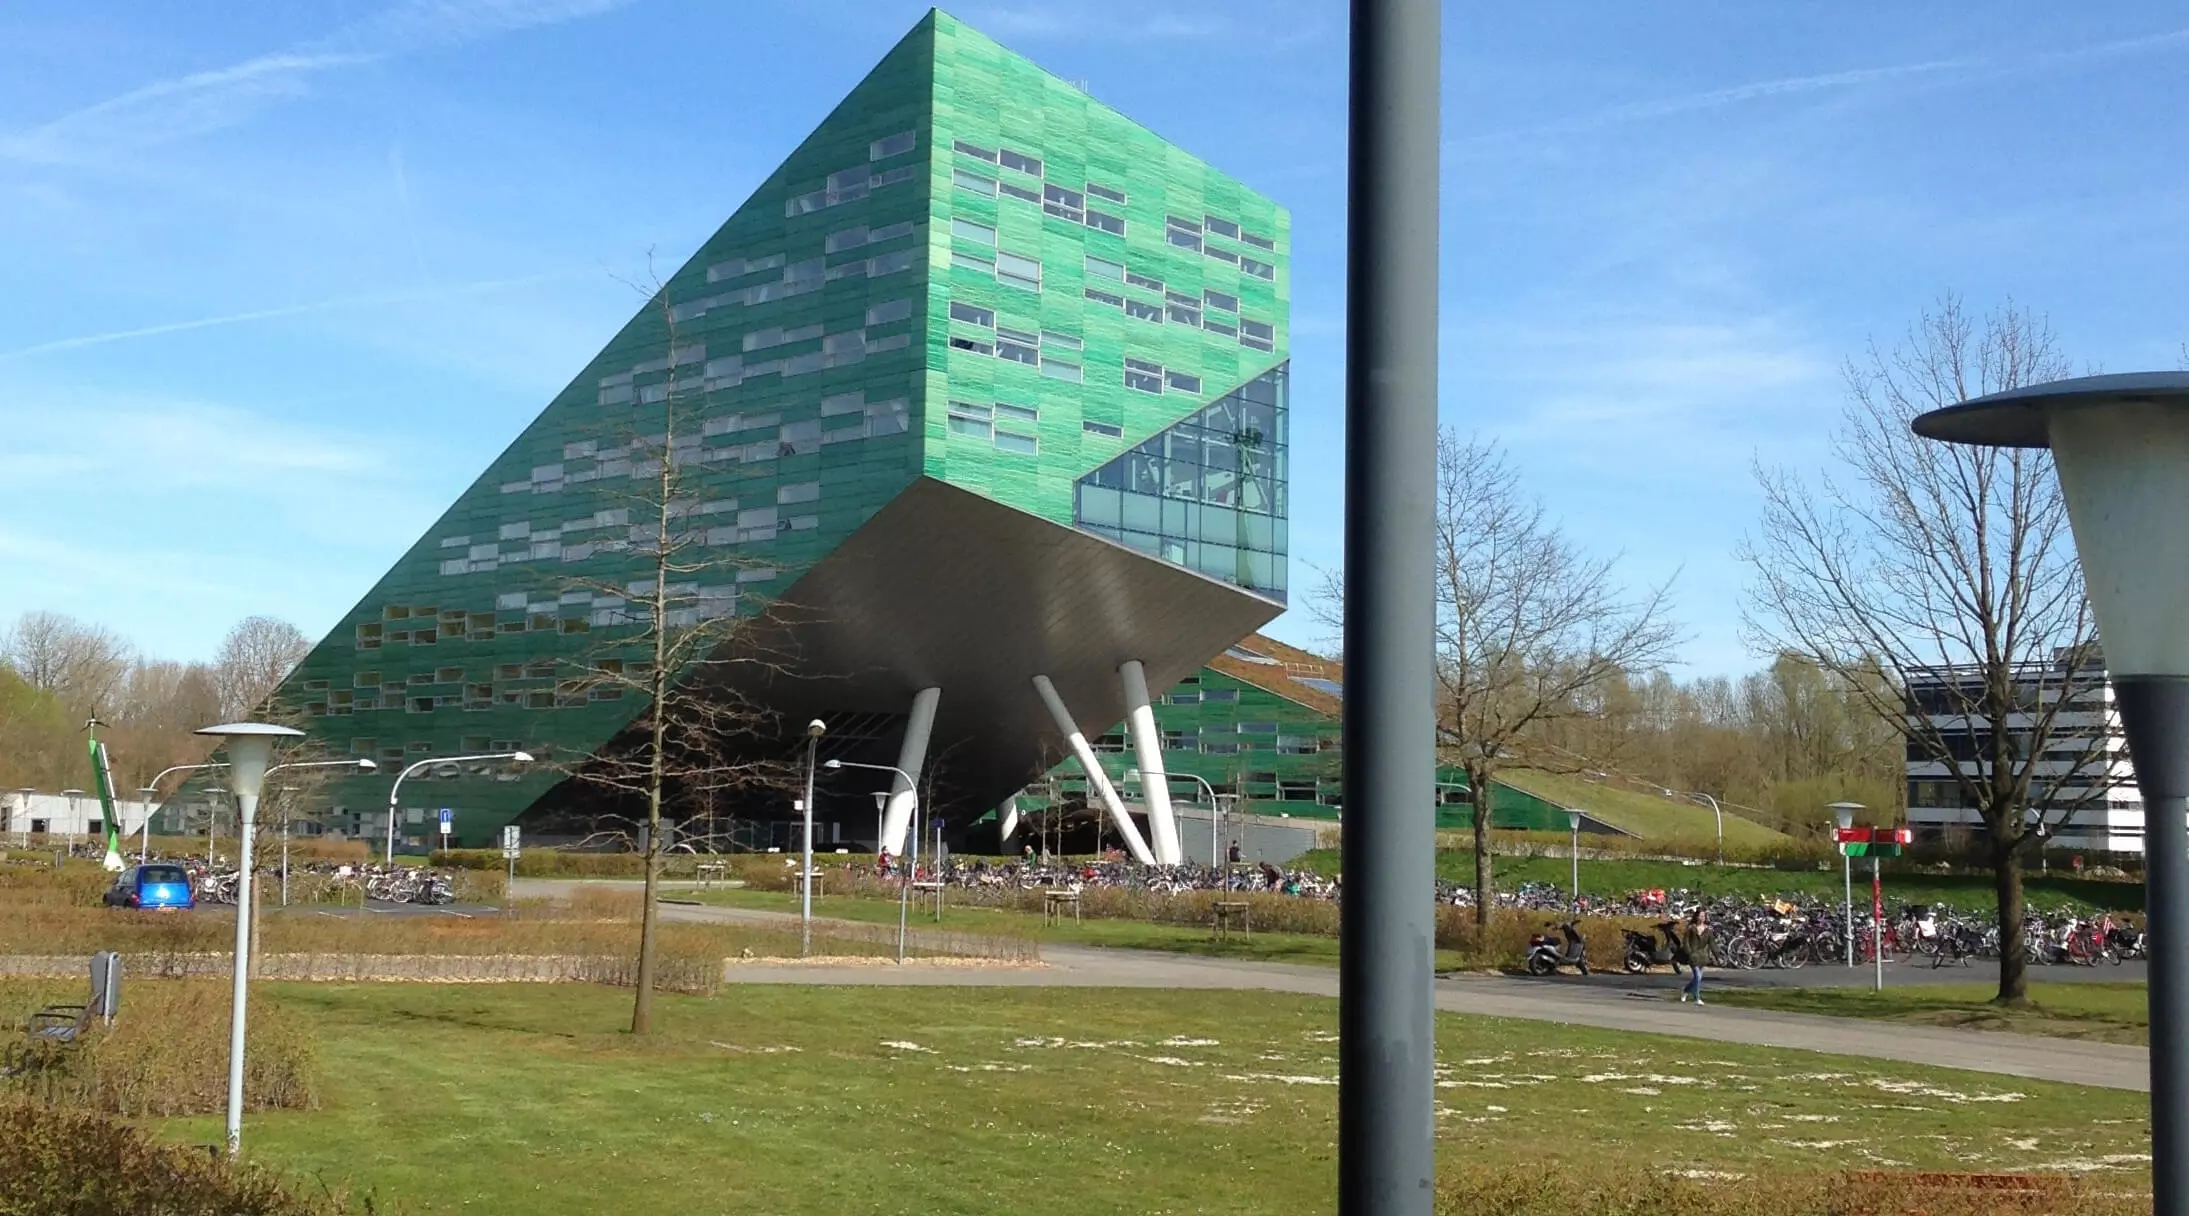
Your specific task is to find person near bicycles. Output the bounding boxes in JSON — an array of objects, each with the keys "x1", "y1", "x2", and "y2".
[{"x1": 1677, "y1": 907, "x2": 1710, "y2": 1005}]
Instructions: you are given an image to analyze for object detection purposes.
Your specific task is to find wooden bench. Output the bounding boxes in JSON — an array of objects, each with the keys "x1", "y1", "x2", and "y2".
[
  {"x1": 1043, "y1": 890, "x2": 1081, "y2": 926},
  {"x1": 1213, "y1": 902, "x2": 1252, "y2": 938},
  {"x1": 792, "y1": 870, "x2": 824, "y2": 899}
]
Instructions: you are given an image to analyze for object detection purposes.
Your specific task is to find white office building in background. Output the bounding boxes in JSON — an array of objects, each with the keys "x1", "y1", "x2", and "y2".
[{"x1": 1903, "y1": 649, "x2": 2143, "y2": 853}]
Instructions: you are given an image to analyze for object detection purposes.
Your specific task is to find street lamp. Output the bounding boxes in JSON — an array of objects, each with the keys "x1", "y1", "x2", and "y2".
[
  {"x1": 1829, "y1": 802, "x2": 1863, "y2": 968},
  {"x1": 1567, "y1": 810, "x2": 1583, "y2": 909},
  {"x1": 800, "y1": 719, "x2": 826, "y2": 958},
  {"x1": 60, "y1": 789, "x2": 84, "y2": 854},
  {"x1": 1685, "y1": 790, "x2": 1725, "y2": 865},
  {"x1": 383, "y1": 752, "x2": 532, "y2": 865},
  {"x1": 143, "y1": 762, "x2": 231, "y2": 864},
  {"x1": 193, "y1": 721, "x2": 305, "y2": 1158},
  {"x1": 264, "y1": 758, "x2": 377, "y2": 905},
  {"x1": 825, "y1": 758, "x2": 916, "y2": 962},
  {"x1": 1122, "y1": 770, "x2": 1224, "y2": 864},
  {"x1": 1915, "y1": 371, "x2": 2189, "y2": 1208}
]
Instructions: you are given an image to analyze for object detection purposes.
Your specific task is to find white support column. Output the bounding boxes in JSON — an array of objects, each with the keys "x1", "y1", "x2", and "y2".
[
  {"x1": 878, "y1": 686, "x2": 940, "y2": 857},
  {"x1": 999, "y1": 794, "x2": 1022, "y2": 844},
  {"x1": 1119, "y1": 660, "x2": 1182, "y2": 865},
  {"x1": 1032, "y1": 675, "x2": 1155, "y2": 864}
]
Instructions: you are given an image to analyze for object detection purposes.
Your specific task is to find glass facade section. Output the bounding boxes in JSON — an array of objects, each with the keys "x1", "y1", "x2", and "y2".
[{"x1": 1072, "y1": 364, "x2": 1288, "y2": 601}]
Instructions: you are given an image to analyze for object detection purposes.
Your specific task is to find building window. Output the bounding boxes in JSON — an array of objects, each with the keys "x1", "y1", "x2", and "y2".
[
  {"x1": 1242, "y1": 230, "x2": 1276, "y2": 250},
  {"x1": 953, "y1": 168, "x2": 998, "y2": 196},
  {"x1": 1240, "y1": 256, "x2": 1275, "y2": 280},
  {"x1": 999, "y1": 148, "x2": 1043, "y2": 176},
  {"x1": 1088, "y1": 182, "x2": 1128, "y2": 205},
  {"x1": 1166, "y1": 370, "x2": 1202, "y2": 394},
  {"x1": 952, "y1": 218, "x2": 996, "y2": 245},
  {"x1": 996, "y1": 327, "x2": 1039, "y2": 365},
  {"x1": 1124, "y1": 299, "x2": 1162, "y2": 324},
  {"x1": 949, "y1": 301, "x2": 995, "y2": 327},
  {"x1": 953, "y1": 139, "x2": 997, "y2": 163},
  {"x1": 1124, "y1": 358, "x2": 1164, "y2": 394},
  {"x1": 869, "y1": 130, "x2": 915, "y2": 160},
  {"x1": 1086, "y1": 255, "x2": 1124, "y2": 280},
  {"x1": 1205, "y1": 215, "x2": 1240, "y2": 239},
  {"x1": 1204, "y1": 290, "x2": 1239, "y2": 313},
  {"x1": 1126, "y1": 269, "x2": 1163, "y2": 292},
  {"x1": 947, "y1": 401, "x2": 992, "y2": 438},
  {"x1": 1083, "y1": 420, "x2": 1123, "y2": 438},
  {"x1": 1085, "y1": 287, "x2": 1124, "y2": 308},
  {"x1": 994, "y1": 431, "x2": 1038, "y2": 455},
  {"x1": 995, "y1": 251, "x2": 1041, "y2": 291}
]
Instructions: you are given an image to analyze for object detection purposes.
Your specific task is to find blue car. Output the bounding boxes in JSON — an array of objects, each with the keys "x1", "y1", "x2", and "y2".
[{"x1": 102, "y1": 863, "x2": 195, "y2": 910}]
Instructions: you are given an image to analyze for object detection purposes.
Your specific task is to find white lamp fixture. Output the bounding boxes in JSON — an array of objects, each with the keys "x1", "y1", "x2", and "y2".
[
  {"x1": 800, "y1": 719, "x2": 826, "y2": 958},
  {"x1": 1826, "y1": 802, "x2": 1863, "y2": 969},
  {"x1": 193, "y1": 722, "x2": 304, "y2": 1159},
  {"x1": 1915, "y1": 371, "x2": 2189, "y2": 1208}
]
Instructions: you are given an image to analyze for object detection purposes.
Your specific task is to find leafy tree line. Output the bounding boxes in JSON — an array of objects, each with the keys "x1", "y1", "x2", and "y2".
[{"x1": 0, "y1": 611, "x2": 312, "y2": 796}]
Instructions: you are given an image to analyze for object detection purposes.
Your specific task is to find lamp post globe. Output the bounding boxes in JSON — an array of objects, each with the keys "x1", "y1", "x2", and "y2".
[
  {"x1": 1827, "y1": 802, "x2": 1864, "y2": 969},
  {"x1": 1914, "y1": 370, "x2": 2189, "y2": 1211},
  {"x1": 192, "y1": 722, "x2": 305, "y2": 1159}
]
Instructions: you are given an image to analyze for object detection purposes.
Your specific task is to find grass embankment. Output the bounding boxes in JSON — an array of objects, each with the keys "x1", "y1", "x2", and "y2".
[
  {"x1": 1291, "y1": 849, "x2": 2143, "y2": 914},
  {"x1": 151, "y1": 982, "x2": 2148, "y2": 1214},
  {"x1": 1499, "y1": 769, "x2": 1794, "y2": 847},
  {"x1": 1708, "y1": 982, "x2": 2151, "y2": 1046}
]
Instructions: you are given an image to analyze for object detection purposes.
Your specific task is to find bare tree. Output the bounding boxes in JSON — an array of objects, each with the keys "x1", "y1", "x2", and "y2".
[
  {"x1": 1318, "y1": 433, "x2": 1679, "y2": 926},
  {"x1": 2, "y1": 611, "x2": 132, "y2": 713},
  {"x1": 213, "y1": 616, "x2": 314, "y2": 721},
  {"x1": 560, "y1": 269, "x2": 797, "y2": 1034},
  {"x1": 1741, "y1": 295, "x2": 2102, "y2": 1006}
]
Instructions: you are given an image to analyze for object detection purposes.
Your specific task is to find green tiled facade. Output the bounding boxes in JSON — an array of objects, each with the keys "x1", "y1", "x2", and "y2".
[{"x1": 161, "y1": 10, "x2": 1290, "y2": 849}]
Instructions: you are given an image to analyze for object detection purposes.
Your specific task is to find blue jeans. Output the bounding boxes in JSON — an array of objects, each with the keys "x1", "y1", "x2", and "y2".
[{"x1": 1682, "y1": 963, "x2": 1703, "y2": 1000}]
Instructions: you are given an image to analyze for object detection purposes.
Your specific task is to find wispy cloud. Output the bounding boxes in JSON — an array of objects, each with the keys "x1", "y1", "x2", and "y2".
[
  {"x1": 1455, "y1": 24, "x2": 2189, "y2": 154},
  {"x1": 0, "y1": 273, "x2": 572, "y2": 361},
  {"x1": 0, "y1": 393, "x2": 385, "y2": 487},
  {"x1": 0, "y1": 0, "x2": 639, "y2": 166},
  {"x1": 963, "y1": 2, "x2": 1326, "y2": 50}
]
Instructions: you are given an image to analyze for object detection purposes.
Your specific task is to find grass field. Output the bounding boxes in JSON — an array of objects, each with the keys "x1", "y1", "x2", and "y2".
[
  {"x1": 151, "y1": 983, "x2": 2147, "y2": 1214},
  {"x1": 1708, "y1": 982, "x2": 2151, "y2": 1045},
  {"x1": 1291, "y1": 849, "x2": 2143, "y2": 913},
  {"x1": 1498, "y1": 769, "x2": 1792, "y2": 847}
]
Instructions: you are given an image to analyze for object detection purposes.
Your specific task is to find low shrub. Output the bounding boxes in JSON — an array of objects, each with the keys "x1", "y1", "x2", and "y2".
[
  {"x1": 0, "y1": 1095, "x2": 354, "y2": 1214},
  {"x1": 0, "y1": 979, "x2": 317, "y2": 1116}
]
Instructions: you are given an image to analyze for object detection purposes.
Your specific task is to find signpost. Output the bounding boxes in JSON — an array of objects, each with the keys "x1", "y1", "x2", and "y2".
[
  {"x1": 437, "y1": 808, "x2": 453, "y2": 850},
  {"x1": 1834, "y1": 825, "x2": 1912, "y2": 991},
  {"x1": 500, "y1": 825, "x2": 520, "y2": 913}
]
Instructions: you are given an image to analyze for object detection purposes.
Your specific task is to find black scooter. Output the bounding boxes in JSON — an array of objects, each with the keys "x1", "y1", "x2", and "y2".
[
  {"x1": 1622, "y1": 921, "x2": 1683, "y2": 973},
  {"x1": 1526, "y1": 921, "x2": 1589, "y2": 976}
]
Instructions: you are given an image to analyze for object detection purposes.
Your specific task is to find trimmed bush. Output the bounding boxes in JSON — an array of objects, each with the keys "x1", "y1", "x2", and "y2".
[
  {"x1": 0, "y1": 979, "x2": 317, "y2": 1116},
  {"x1": 0, "y1": 1095, "x2": 353, "y2": 1214}
]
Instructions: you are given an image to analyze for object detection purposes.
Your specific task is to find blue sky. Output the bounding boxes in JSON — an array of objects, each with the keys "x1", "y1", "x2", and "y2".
[{"x1": 4, "y1": 2, "x2": 2187, "y2": 676}]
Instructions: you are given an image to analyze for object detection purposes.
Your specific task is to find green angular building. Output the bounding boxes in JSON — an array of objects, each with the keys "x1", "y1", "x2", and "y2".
[{"x1": 163, "y1": 10, "x2": 1291, "y2": 863}]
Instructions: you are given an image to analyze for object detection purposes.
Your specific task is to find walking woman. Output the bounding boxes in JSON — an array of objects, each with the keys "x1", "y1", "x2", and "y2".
[{"x1": 1677, "y1": 907, "x2": 1709, "y2": 1005}]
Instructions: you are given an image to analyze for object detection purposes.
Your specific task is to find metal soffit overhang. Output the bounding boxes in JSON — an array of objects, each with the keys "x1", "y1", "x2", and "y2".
[{"x1": 729, "y1": 476, "x2": 1285, "y2": 811}]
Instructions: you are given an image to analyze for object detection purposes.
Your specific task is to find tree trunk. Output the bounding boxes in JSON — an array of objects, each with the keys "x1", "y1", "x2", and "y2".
[
  {"x1": 1992, "y1": 834, "x2": 2029, "y2": 1007},
  {"x1": 1470, "y1": 771, "x2": 1494, "y2": 930}
]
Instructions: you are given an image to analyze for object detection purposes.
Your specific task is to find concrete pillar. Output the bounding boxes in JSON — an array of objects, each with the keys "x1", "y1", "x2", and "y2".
[
  {"x1": 999, "y1": 794, "x2": 1022, "y2": 844},
  {"x1": 878, "y1": 686, "x2": 940, "y2": 857},
  {"x1": 1119, "y1": 660, "x2": 1182, "y2": 864},
  {"x1": 1032, "y1": 675, "x2": 1154, "y2": 864}
]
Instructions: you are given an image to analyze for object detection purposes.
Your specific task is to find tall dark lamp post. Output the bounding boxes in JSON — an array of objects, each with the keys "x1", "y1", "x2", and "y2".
[{"x1": 1913, "y1": 370, "x2": 2189, "y2": 1210}]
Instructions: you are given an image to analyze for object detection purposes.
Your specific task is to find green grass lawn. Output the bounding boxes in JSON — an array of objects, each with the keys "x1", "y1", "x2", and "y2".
[
  {"x1": 1498, "y1": 769, "x2": 1792, "y2": 847},
  {"x1": 678, "y1": 888, "x2": 1483, "y2": 970},
  {"x1": 1708, "y1": 982, "x2": 2151, "y2": 1045},
  {"x1": 156, "y1": 982, "x2": 2148, "y2": 1214},
  {"x1": 1290, "y1": 849, "x2": 2142, "y2": 914}
]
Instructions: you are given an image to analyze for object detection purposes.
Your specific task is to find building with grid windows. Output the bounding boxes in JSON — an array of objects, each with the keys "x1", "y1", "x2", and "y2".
[{"x1": 158, "y1": 10, "x2": 1296, "y2": 862}]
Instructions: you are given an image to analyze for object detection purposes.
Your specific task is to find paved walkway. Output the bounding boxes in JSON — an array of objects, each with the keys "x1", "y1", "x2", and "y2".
[{"x1": 607, "y1": 888, "x2": 2152, "y2": 1093}]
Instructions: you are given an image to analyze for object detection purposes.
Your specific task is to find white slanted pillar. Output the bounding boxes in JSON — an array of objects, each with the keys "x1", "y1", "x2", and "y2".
[
  {"x1": 1032, "y1": 675, "x2": 1155, "y2": 864},
  {"x1": 878, "y1": 686, "x2": 940, "y2": 857},
  {"x1": 999, "y1": 793, "x2": 1022, "y2": 844},
  {"x1": 1118, "y1": 660, "x2": 1183, "y2": 865}
]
